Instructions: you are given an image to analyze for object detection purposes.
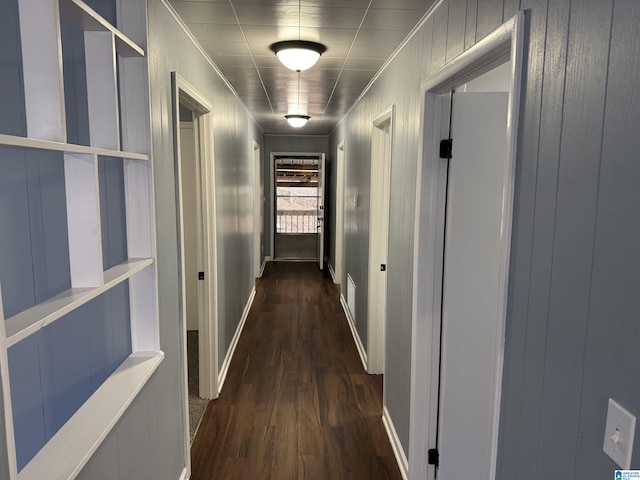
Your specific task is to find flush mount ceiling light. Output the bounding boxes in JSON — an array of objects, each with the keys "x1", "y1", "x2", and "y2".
[
  {"x1": 270, "y1": 40, "x2": 326, "y2": 72},
  {"x1": 269, "y1": 0, "x2": 326, "y2": 72},
  {"x1": 285, "y1": 114, "x2": 311, "y2": 128}
]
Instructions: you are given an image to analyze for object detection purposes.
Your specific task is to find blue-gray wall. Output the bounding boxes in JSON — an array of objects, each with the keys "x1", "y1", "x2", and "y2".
[
  {"x1": 327, "y1": 0, "x2": 640, "y2": 477},
  {"x1": 499, "y1": 0, "x2": 640, "y2": 477},
  {"x1": 3, "y1": 1, "x2": 639, "y2": 479}
]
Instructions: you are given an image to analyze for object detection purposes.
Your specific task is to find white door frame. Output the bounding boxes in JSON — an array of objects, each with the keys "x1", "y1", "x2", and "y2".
[
  {"x1": 334, "y1": 141, "x2": 345, "y2": 287},
  {"x1": 409, "y1": 12, "x2": 524, "y2": 480},
  {"x1": 367, "y1": 105, "x2": 394, "y2": 375},
  {"x1": 317, "y1": 153, "x2": 326, "y2": 270},
  {"x1": 253, "y1": 140, "x2": 263, "y2": 278},
  {"x1": 171, "y1": 72, "x2": 219, "y2": 464},
  {"x1": 269, "y1": 151, "x2": 324, "y2": 261},
  {"x1": 179, "y1": 121, "x2": 199, "y2": 332}
]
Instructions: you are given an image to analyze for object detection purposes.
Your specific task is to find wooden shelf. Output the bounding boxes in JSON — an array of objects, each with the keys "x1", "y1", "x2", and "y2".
[
  {"x1": 59, "y1": 0, "x2": 145, "y2": 57},
  {"x1": 17, "y1": 351, "x2": 164, "y2": 480},
  {"x1": 4, "y1": 258, "x2": 153, "y2": 347},
  {"x1": 1, "y1": 0, "x2": 156, "y2": 476},
  {"x1": 0, "y1": 134, "x2": 149, "y2": 161},
  {"x1": 103, "y1": 258, "x2": 154, "y2": 285}
]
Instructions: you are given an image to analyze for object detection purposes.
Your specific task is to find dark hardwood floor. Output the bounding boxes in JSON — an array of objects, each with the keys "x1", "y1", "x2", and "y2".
[{"x1": 190, "y1": 261, "x2": 403, "y2": 480}]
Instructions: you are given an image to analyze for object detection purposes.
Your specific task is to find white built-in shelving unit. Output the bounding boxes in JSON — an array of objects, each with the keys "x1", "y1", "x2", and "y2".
[{"x1": 0, "y1": 0, "x2": 161, "y2": 478}]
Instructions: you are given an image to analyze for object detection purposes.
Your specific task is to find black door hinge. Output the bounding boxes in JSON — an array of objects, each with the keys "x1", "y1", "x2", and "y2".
[
  {"x1": 428, "y1": 448, "x2": 439, "y2": 468},
  {"x1": 439, "y1": 139, "x2": 453, "y2": 159},
  {"x1": 198, "y1": 271, "x2": 205, "y2": 280},
  {"x1": 380, "y1": 264, "x2": 386, "y2": 271}
]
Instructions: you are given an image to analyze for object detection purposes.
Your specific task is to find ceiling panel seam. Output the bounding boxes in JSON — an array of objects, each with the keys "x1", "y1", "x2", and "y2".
[
  {"x1": 228, "y1": 0, "x2": 275, "y2": 115},
  {"x1": 320, "y1": 0, "x2": 374, "y2": 121},
  {"x1": 329, "y1": 0, "x2": 445, "y2": 136},
  {"x1": 159, "y1": 0, "x2": 265, "y2": 132}
]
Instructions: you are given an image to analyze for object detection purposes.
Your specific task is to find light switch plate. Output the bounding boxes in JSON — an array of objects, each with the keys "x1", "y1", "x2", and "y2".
[{"x1": 603, "y1": 398, "x2": 636, "y2": 469}]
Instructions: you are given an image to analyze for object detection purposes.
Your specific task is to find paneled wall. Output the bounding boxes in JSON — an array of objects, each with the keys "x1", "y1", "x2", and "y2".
[
  {"x1": 328, "y1": 0, "x2": 640, "y2": 476},
  {"x1": 74, "y1": 0, "x2": 263, "y2": 478},
  {"x1": 263, "y1": 135, "x2": 330, "y2": 258},
  {"x1": 2, "y1": 0, "x2": 635, "y2": 478}
]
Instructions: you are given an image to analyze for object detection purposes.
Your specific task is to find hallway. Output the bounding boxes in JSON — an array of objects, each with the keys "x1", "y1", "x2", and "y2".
[{"x1": 190, "y1": 262, "x2": 402, "y2": 479}]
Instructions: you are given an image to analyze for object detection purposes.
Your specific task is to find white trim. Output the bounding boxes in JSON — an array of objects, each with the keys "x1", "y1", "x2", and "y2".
[
  {"x1": 260, "y1": 256, "x2": 269, "y2": 277},
  {"x1": 253, "y1": 140, "x2": 263, "y2": 279},
  {"x1": 5, "y1": 259, "x2": 153, "y2": 347},
  {"x1": 340, "y1": 294, "x2": 367, "y2": 371},
  {"x1": 382, "y1": 406, "x2": 409, "y2": 480},
  {"x1": 409, "y1": 93, "x2": 449, "y2": 480},
  {"x1": 61, "y1": 0, "x2": 145, "y2": 57},
  {"x1": 0, "y1": 283, "x2": 18, "y2": 478},
  {"x1": 420, "y1": 15, "x2": 520, "y2": 94},
  {"x1": 196, "y1": 113, "x2": 217, "y2": 398},
  {"x1": 327, "y1": 261, "x2": 336, "y2": 283},
  {"x1": 0, "y1": 133, "x2": 149, "y2": 160},
  {"x1": 372, "y1": 106, "x2": 394, "y2": 128},
  {"x1": 17, "y1": 352, "x2": 164, "y2": 480},
  {"x1": 172, "y1": 72, "x2": 220, "y2": 480},
  {"x1": 367, "y1": 104, "x2": 394, "y2": 375},
  {"x1": 270, "y1": 152, "x2": 275, "y2": 259},
  {"x1": 334, "y1": 141, "x2": 345, "y2": 289},
  {"x1": 218, "y1": 287, "x2": 256, "y2": 392},
  {"x1": 269, "y1": 151, "x2": 325, "y2": 261},
  {"x1": 178, "y1": 467, "x2": 189, "y2": 480},
  {"x1": 409, "y1": 12, "x2": 524, "y2": 480},
  {"x1": 318, "y1": 153, "x2": 326, "y2": 270}
]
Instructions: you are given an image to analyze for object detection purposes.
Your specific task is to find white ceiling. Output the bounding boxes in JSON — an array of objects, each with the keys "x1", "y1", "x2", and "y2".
[{"x1": 168, "y1": 0, "x2": 437, "y2": 134}]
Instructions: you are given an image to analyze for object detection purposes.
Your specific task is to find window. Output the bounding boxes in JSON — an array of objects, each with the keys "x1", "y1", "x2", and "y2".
[{"x1": 275, "y1": 156, "x2": 319, "y2": 234}]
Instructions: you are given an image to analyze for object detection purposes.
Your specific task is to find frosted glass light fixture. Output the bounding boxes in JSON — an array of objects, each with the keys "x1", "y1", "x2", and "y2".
[
  {"x1": 285, "y1": 114, "x2": 310, "y2": 128},
  {"x1": 270, "y1": 40, "x2": 326, "y2": 71}
]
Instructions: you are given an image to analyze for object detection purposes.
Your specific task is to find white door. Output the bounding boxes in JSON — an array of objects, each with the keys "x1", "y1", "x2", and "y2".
[
  {"x1": 317, "y1": 154, "x2": 325, "y2": 270},
  {"x1": 180, "y1": 122, "x2": 200, "y2": 332},
  {"x1": 367, "y1": 109, "x2": 393, "y2": 375},
  {"x1": 436, "y1": 91, "x2": 509, "y2": 478}
]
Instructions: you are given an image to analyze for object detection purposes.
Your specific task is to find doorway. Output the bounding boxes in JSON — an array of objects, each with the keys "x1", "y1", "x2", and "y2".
[
  {"x1": 334, "y1": 142, "x2": 345, "y2": 287},
  {"x1": 171, "y1": 73, "x2": 219, "y2": 461},
  {"x1": 253, "y1": 141, "x2": 263, "y2": 279},
  {"x1": 270, "y1": 152, "x2": 325, "y2": 268},
  {"x1": 177, "y1": 114, "x2": 209, "y2": 445},
  {"x1": 367, "y1": 106, "x2": 394, "y2": 375},
  {"x1": 409, "y1": 13, "x2": 524, "y2": 480}
]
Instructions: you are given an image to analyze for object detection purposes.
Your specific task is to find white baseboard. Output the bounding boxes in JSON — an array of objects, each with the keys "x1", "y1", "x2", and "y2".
[
  {"x1": 327, "y1": 261, "x2": 336, "y2": 283},
  {"x1": 178, "y1": 466, "x2": 189, "y2": 480},
  {"x1": 259, "y1": 256, "x2": 270, "y2": 277},
  {"x1": 218, "y1": 286, "x2": 256, "y2": 392},
  {"x1": 382, "y1": 406, "x2": 409, "y2": 480},
  {"x1": 340, "y1": 293, "x2": 367, "y2": 371}
]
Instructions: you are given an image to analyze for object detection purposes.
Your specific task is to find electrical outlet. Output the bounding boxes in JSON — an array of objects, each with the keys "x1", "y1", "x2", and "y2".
[{"x1": 603, "y1": 399, "x2": 636, "y2": 469}]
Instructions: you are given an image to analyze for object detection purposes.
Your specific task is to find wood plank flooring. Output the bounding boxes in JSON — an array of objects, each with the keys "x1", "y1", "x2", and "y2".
[
  {"x1": 190, "y1": 261, "x2": 402, "y2": 480},
  {"x1": 275, "y1": 233, "x2": 319, "y2": 260}
]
